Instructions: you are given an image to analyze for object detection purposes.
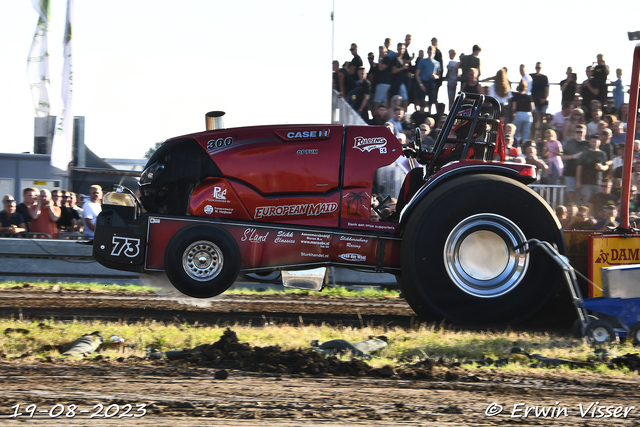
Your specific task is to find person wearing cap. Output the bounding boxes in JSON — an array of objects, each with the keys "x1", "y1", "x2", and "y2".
[{"x1": 0, "y1": 196, "x2": 26, "y2": 235}]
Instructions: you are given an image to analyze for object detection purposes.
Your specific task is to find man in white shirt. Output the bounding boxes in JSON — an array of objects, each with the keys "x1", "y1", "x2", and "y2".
[{"x1": 83, "y1": 185, "x2": 102, "y2": 237}]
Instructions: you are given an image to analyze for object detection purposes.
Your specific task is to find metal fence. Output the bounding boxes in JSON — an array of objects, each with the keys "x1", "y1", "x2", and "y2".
[
  {"x1": 529, "y1": 184, "x2": 566, "y2": 210},
  {"x1": 331, "y1": 90, "x2": 368, "y2": 125}
]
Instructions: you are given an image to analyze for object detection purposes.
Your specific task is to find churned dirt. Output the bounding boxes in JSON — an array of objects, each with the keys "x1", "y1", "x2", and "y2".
[{"x1": 1, "y1": 286, "x2": 640, "y2": 426}]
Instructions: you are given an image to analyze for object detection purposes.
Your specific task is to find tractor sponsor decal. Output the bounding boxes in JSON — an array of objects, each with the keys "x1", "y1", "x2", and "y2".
[
  {"x1": 339, "y1": 236, "x2": 369, "y2": 249},
  {"x1": 339, "y1": 253, "x2": 366, "y2": 262},
  {"x1": 301, "y1": 232, "x2": 331, "y2": 248},
  {"x1": 343, "y1": 192, "x2": 370, "y2": 216},
  {"x1": 282, "y1": 129, "x2": 330, "y2": 140},
  {"x1": 301, "y1": 252, "x2": 329, "y2": 258},
  {"x1": 204, "y1": 205, "x2": 213, "y2": 215},
  {"x1": 241, "y1": 228, "x2": 269, "y2": 243},
  {"x1": 274, "y1": 231, "x2": 295, "y2": 244},
  {"x1": 353, "y1": 136, "x2": 387, "y2": 154},
  {"x1": 297, "y1": 149, "x2": 318, "y2": 155},
  {"x1": 214, "y1": 207, "x2": 233, "y2": 215},
  {"x1": 595, "y1": 248, "x2": 640, "y2": 264},
  {"x1": 254, "y1": 202, "x2": 338, "y2": 219},
  {"x1": 110, "y1": 236, "x2": 141, "y2": 258},
  {"x1": 207, "y1": 137, "x2": 234, "y2": 151},
  {"x1": 213, "y1": 186, "x2": 227, "y2": 200}
]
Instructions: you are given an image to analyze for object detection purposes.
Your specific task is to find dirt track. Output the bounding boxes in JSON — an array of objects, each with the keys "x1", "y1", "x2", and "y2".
[{"x1": 1, "y1": 286, "x2": 639, "y2": 426}]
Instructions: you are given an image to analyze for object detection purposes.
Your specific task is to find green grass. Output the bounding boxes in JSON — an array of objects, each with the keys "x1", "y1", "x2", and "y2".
[
  {"x1": 0, "y1": 317, "x2": 638, "y2": 377},
  {"x1": 0, "y1": 281, "x2": 156, "y2": 293},
  {"x1": 0, "y1": 281, "x2": 401, "y2": 299}
]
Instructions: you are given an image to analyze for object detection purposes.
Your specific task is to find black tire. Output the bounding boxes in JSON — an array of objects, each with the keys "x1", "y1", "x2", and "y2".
[
  {"x1": 585, "y1": 319, "x2": 616, "y2": 344},
  {"x1": 164, "y1": 224, "x2": 240, "y2": 298},
  {"x1": 400, "y1": 174, "x2": 565, "y2": 325},
  {"x1": 627, "y1": 321, "x2": 640, "y2": 346},
  {"x1": 572, "y1": 315, "x2": 598, "y2": 338}
]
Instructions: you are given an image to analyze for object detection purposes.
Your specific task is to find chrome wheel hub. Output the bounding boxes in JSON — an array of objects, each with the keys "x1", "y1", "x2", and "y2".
[
  {"x1": 444, "y1": 214, "x2": 529, "y2": 298},
  {"x1": 183, "y1": 240, "x2": 224, "y2": 281}
]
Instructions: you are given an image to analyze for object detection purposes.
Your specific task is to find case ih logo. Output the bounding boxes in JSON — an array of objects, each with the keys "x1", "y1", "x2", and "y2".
[
  {"x1": 339, "y1": 253, "x2": 366, "y2": 262},
  {"x1": 254, "y1": 202, "x2": 338, "y2": 219},
  {"x1": 353, "y1": 136, "x2": 387, "y2": 153}
]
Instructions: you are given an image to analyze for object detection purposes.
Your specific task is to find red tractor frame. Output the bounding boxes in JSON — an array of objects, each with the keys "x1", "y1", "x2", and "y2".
[{"x1": 93, "y1": 93, "x2": 565, "y2": 325}]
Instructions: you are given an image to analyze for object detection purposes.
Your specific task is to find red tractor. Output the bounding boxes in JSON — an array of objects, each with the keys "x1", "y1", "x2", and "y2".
[{"x1": 93, "y1": 93, "x2": 565, "y2": 325}]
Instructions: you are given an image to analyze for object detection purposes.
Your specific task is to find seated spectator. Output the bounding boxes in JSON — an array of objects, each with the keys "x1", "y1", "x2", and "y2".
[
  {"x1": 555, "y1": 204, "x2": 570, "y2": 229},
  {"x1": 418, "y1": 124, "x2": 435, "y2": 151},
  {"x1": 523, "y1": 143, "x2": 548, "y2": 180},
  {"x1": 1, "y1": 197, "x2": 26, "y2": 235},
  {"x1": 594, "y1": 205, "x2": 618, "y2": 231},
  {"x1": 369, "y1": 103, "x2": 389, "y2": 126},
  {"x1": 562, "y1": 108, "x2": 585, "y2": 143},
  {"x1": 29, "y1": 189, "x2": 60, "y2": 238},
  {"x1": 503, "y1": 133, "x2": 524, "y2": 163},
  {"x1": 590, "y1": 180, "x2": 619, "y2": 213},
  {"x1": 551, "y1": 102, "x2": 573, "y2": 140},
  {"x1": 567, "y1": 205, "x2": 596, "y2": 230},
  {"x1": 609, "y1": 143, "x2": 625, "y2": 179}
]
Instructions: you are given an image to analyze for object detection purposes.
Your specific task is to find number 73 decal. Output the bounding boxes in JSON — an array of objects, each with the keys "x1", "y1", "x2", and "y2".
[{"x1": 111, "y1": 236, "x2": 141, "y2": 258}]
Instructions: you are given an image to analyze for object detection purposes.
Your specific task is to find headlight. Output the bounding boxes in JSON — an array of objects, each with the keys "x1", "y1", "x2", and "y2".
[{"x1": 140, "y1": 161, "x2": 164, "y2": 185}]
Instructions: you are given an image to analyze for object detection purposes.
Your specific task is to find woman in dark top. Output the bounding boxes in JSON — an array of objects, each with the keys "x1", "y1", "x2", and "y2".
[
  {"x1": 461, "y1": 68, "x2": 481, "y2": 94},
  {"x1": 511, "y1": 78, "x2": 535, "y2": 143}
]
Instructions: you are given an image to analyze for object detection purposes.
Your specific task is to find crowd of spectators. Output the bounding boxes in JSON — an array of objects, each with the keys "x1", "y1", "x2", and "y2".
[
  {"x1": 0, "y1": 185, "x2": 103, "y2": 239},
  {"x1": 334, "y1": 36, "x2": 640, "y2": 231}
]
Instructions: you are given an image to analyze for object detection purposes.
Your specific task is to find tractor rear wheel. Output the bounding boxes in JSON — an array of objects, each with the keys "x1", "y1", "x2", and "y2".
[{"x1": 400, "y1": 174, "x2": 565, "y2": 325}]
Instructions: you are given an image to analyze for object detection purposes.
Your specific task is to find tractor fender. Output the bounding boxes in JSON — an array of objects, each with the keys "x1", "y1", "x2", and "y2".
[{"x1": 398, "y1": 162, "x2": 545, "y2": 231}]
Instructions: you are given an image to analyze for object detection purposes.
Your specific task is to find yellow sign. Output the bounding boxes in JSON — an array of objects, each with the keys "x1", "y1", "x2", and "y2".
[
  {"x1": 589, "y1": 235, "x2": 640, "y2": 297},
  {"x1": 33, "y1": 180, "x2": 47, "y2": 185}
]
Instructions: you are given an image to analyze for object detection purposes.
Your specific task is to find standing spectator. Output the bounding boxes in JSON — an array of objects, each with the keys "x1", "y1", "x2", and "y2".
[
  {"x1": 30, "y1": 189, "x2": 60, "y2": 238},
  {"x1": 611, "y1": 121, "x2": 626, "y2": 144},
  {"x1": 511, "y1": 79, "x2": 535, "y2": 144},
  {"x1": 51, "y1": 190, "x2": 62, "y2": 208},
  {"x1": 586, "y1": 108, "x2": 603, "y2": 135},
  {"x1": 83, "y1": 185, "x2": 103, "y2": 237},
  {"x1": 551, "y1": 103, "x2": 573, "y2": 140},
  {"x1": 519, "y1": 64, "x2": 533, "y2": 95},
  {"x1": 444, "y1": 49, "x2": 459, "y2": 111},
  {"x1": 348, "y1": 43, "x2": 363, "y2": 77},
  {"x1": 389, "y1": 43, "x2": 409, "y2": 106},
  {"x1": 562, "y1": 108, "x2": 586, "y2": 143},
  {"x1": 560, "y1": 67, "x2": 577, "y2": 106},
  {"x1": 415, "y1": 46, "x2": 441, "y2": 115},
  {"x1": 430, "y1": 37, "x2": 444, "y2": 106},
  {"x1": 1, "y1": 197, "x2": 26, "y2": 235},
  {"x1": 523, "y1": 144, "x2": 548, "y2": 179},
  {"x1": 16, "y1": 187, "x2": 38, "y2": 232},
  {"x1": 542, "y1": 129, "x2": 564, "y2": 184},
  {"x1": 609, "y1": 143, "x2": 625, "y2": 179},
  {"x1": 332, "y1": 60, "x2": 340, "y2": 92},
  {"x1": 57, "y1": 190, "x2": 81, "y2": 233},
  {"x1": 337, "y1": 61, "x2": 356, "y2": 99},
  {"x1": 384, "y1": 38, "x2": 395, "y2": 59},
  {"x1": 612, "y1": 68, "x2": 624, "y2": 110},
  {"x1": 372, "y1": 47, "x2": 392, "y2": 112},
  {"x1": 349, "y1": 67, "x2": 372, "y2": 122},
  {"x1": 594, "y1": 205, "x2": 618, "y2": 231},
  {"x1": 576, "y1": 134, "x2": 609, "y2": 206},
  {"x1": 460, "y1": 68, "x2": 481, "y2": 94},
  {"x1": 603, "y1": 97, "x2": 618, "y2": 116},
  {"x1": 69, "y1": 192, "x2": 84, "y2": 233},
  {"x1": 487, "y1": 68, "x2": 511, "y2": 120},
  {"x1": 593, "y1": 54, "x2": 610, "y2": 104},
  {"x1": 616, "y1": 103, "x2": 629, "y2": 128},
  {"x1": 599, "y1": 128, "x2": 616, "y2": 166},
  {"x1": 580, "y1": 66, "x2": 599, "y2": 116},
  {"x1": 366, "y1": 52, "x2": 377, "y2": 91},
  {"x1": 562, "y1": 124, "x2": 589, "y2": 204},
  {"x1": 530, "y1": 62, "x2": 549, "y2": 140},
  {"x1": 459, "y1": 45, "x2": 481, "y2": 85}
]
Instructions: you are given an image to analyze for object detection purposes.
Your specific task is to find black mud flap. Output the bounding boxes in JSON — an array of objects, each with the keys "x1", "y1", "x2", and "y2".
[{"x1": 93, "y1": 210, "x2": 146, "y2": 272}]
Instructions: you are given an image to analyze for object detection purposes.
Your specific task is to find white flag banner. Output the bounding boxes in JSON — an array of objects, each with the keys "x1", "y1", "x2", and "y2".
[
  {"x1": 51, "y1": 0, "x2": 74, "y2": 171},
  {"x1": 27, "y1": 0, "x2": 51, "y2": 117}
]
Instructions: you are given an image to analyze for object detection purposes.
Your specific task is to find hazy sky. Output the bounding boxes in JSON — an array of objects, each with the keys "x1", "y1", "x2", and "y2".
[{"x1": 1, "y1": 0, "x2": 639, "y2": 160}]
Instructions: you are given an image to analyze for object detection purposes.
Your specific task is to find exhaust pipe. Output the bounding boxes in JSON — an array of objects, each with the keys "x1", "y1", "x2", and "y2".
[{"x1": 205, "y1": 111, "x2": 226, "y2": 131}]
